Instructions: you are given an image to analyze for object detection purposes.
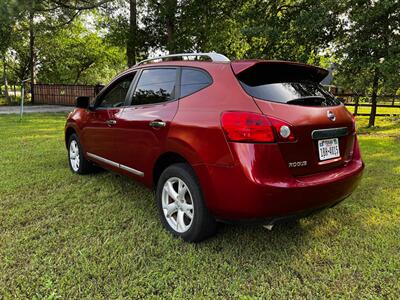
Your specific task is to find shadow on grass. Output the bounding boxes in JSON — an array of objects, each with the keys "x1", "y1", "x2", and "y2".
[{"x1": 103, "y1": 171, "x2": 316, "y2": 257}]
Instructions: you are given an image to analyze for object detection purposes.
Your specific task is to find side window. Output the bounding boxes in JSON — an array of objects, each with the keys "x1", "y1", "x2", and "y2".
[
  {"x1": 180, "y1": 68, "x2": 212, "y2": 98},
  {"x1": 132, "y1": 68, "x2": 177, "y2": 105},
  {"x1": 98, "y1": 74, "x2": 135, "y2": 108}
]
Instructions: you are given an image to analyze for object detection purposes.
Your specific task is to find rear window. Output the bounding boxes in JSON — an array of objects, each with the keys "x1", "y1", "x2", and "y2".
[
  {"x1": 132, "y1": 68, "x2": 177, "y2": 105},
  {"x1": 180, "y1": 68, "x2": 212, "y2": 98},
  {"x1": 237, "y1": 63, "x2": 341, "y2": 106}
]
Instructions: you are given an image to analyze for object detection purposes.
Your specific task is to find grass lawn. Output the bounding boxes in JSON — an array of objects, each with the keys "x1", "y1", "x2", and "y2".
[{"x1": 0, "y1": 113, "x2": 399, "y2": 298}]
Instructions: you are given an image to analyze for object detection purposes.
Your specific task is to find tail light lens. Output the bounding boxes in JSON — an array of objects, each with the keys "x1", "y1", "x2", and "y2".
[
  {"x1": 220, "y1": 112, "x2": 296, "y2": 143},
  {"x1": 268, "y1": 117, "x2": 297, "y2": 142},
  {"x1": 221, "y1": 112, "x2": 275, "y2": 142}
]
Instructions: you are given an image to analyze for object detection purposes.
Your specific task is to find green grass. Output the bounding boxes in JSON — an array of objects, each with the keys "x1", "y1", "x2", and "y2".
[{"x1": 1, "y1": 113, "x2": 399, "y2": 298}]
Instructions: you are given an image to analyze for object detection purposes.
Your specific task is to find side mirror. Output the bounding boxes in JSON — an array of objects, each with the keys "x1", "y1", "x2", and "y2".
[{"x1": 76, "y1": 96, "x2": 90, "y2": 109}]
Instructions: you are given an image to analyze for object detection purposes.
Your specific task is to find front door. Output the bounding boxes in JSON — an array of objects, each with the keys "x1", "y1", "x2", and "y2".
[
  {"x1": 81, "y1": 73, "x2": 136, "y2": 165},
  {"x1": 113, "y1": 68, "x2": 179, "y2": 179}
]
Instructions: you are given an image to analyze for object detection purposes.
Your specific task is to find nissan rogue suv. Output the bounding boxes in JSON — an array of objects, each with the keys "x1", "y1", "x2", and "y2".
[{"x1": 65, "y1": 52, "x2": 364, "y2": 242}]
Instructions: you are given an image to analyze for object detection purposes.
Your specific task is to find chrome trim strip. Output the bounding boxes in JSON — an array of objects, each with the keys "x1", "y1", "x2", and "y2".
[
  {"x1": 311, "y1": 127, "x2": 348, "y2": 140},
  {"x1": 119, "y1": 164, "x2": 144, "y2": 177},
  {"x1": 86, "y1": 152, "x2": 144, "y2": 177},
  {"x1": 87, "y1": 152, "x2": 119, "y2": 168}
]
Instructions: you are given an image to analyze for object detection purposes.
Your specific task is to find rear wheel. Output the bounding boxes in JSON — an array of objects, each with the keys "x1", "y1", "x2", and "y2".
[
  {"x1": 68, "y1": 133, "x2": 95, "y2": 174},
  {"x1": 156, "y1": 163, "x2": 216, "y2": 242}
]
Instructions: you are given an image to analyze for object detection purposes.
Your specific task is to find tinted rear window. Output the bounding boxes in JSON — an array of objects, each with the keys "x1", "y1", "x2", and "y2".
[
  {"x1": 237, "y1": 63, "x2": 341, "y2": 106},
  {"x1": 132, "y1": 68, "x2": 177, "y2": 105},
  {"x1": 180, "y1": 68, "x2": 212, "y2": 97}
]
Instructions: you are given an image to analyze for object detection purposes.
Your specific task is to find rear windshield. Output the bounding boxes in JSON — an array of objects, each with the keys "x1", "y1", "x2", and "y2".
[
  {"x1": 240, "y1": 81, "x2": 341, "y2": 106},
  {"x1": 237, "y1": 63, "x2": 341, "y2": 106}
]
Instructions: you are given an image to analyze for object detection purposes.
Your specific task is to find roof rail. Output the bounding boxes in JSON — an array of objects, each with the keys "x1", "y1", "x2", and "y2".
[{"x1": 135, "y1": 52, "x2": 230, "y2": 66}]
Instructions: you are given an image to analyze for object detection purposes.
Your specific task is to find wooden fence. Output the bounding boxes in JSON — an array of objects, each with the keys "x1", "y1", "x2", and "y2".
[
  {"x1": 33, "y1": 84, "x2": 103, "y2": 106},
  {"x1": 334, "y1": 93, "x2": 400, "y2": 117},
  {"x1": 31, "y1": 84, "x2": 400, "y2": 118}
]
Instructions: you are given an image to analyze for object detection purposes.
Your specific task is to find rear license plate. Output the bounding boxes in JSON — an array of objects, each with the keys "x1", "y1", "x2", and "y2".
[{"x1": 318, "y1": 138, "x2": 340, "y2": 161}]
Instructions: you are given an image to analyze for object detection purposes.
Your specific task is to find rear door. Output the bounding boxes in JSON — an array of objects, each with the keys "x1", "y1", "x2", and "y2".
[
  {"x1": 234, "y1": 61, "x2": 355, "y2": 176},
  {"x1": 112, "y1": 67, "x2": 179, "y2": 178}
]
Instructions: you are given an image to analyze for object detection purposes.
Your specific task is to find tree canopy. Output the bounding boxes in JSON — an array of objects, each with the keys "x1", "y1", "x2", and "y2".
[{"x1": 0, "y1": 0, "x2": 399, "y2": 125}]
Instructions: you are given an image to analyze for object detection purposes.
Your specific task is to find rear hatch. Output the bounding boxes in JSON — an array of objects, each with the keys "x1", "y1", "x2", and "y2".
[{"x1": 232, "y1": 60, "x2": 355, "y2": 176}]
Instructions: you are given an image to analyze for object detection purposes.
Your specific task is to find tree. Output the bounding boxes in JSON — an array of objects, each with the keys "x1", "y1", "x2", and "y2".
[
  {"x1": 127, "y1": 0, "x2": 137, "y2": 66},
  {"x1": 99, "y1": 0, "x2": 149, "y2": 67},
  {"x1": 335, "y1": 0, "x2": 400, "y2": 127},
  {"x1": 37, "y1": 16, "x2": 126, "y2": 84},
  {"x1": 0, "y1": 0, "x2": 18, "y2": 103},
  {"x1": 2, "y1": 0, "x2": 115, "y2": 102}
]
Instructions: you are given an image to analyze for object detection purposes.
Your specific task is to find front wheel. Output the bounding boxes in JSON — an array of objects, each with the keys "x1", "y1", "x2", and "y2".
[
  {"x1": 156, "y1": 163, "x2": 217, "y2": 242},
  {"x1": 68, "y1": 133, "x2": 95, "y2": 174}
]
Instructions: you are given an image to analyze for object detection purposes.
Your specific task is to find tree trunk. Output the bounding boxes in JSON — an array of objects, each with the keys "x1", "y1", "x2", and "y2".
[
  {"x1": 2, "y1": 56, "x2": 10, "y2": 104},
  {"x1": 354, "y1": 96, "x2": 359, "y2": 116},
  {"x1": 165, "y1": 0, "x2": 177, "y2": 53},
  {"x1": 127, "y1": 0, "x2": 137, "y2": 67},
  {"x1": 368, "y1": 70, "x2": 379, "y2": 127},
  {"x1": 29, "y1": 1, "x2": 35, "y2": 104}
]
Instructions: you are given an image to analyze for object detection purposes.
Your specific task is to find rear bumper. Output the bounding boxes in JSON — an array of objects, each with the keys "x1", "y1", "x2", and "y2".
[{"x1": 194, "y1": 143, "x2": 364, "y2": 221}]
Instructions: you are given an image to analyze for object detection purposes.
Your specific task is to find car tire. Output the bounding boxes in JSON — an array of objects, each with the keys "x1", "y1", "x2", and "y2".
[
  {"x1": 68, "y1": 133, "x2": 95, "y2": 174},
  {"x1": 156, "y1": 163, "x2": 217, "y2": 242}
]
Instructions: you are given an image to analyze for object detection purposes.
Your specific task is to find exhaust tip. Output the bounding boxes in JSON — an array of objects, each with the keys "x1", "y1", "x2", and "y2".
[{"x1": 263, "y1": 224, "x2": 274, "y2": 231}]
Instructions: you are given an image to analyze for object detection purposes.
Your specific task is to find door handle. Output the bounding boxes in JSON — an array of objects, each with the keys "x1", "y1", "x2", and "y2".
[
  {"x1": 105, "y1": 119, "x2": 117, "y2": 126},
  {"x1": 149, "y1": 120, "x2": 166, "y2": 128}
]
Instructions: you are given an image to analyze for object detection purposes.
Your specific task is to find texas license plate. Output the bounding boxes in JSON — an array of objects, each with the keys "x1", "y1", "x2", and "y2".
[{"x1": 318, "y1": 138, "x2": 340, "y2": 161}]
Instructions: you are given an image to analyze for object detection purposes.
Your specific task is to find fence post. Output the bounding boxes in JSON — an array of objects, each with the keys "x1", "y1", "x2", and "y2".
[
  {"x1": 20, "y1": 82, "x2": 25, "y2": 120},
  {"x1": 354, "y1": 96, "x2": 359, "y2": 116}
]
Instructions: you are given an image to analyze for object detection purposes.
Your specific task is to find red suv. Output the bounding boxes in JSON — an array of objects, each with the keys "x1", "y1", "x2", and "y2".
[{"x1": 65, "y1": 53, "x2": 364, "y2": 242}]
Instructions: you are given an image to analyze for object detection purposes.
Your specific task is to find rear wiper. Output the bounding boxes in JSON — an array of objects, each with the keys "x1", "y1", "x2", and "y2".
[{"x1": 286, "y1": 96, "x2": 327, "y2": 106}]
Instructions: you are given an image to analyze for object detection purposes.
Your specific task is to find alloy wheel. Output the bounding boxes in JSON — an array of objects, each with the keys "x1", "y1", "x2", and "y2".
[
  {"x1": 69, "y1": 140, "x2": 80, "y2": 172},
  {"x1": 161, "y1": 177, "x2": 194, "y2": 233}
]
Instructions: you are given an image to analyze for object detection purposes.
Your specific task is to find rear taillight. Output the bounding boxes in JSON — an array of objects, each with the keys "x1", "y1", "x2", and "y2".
[
  {"x1": 221, "y1": 112, "x2": 275, "y2": 142},
  {"x1": 220, "y1": 112, "x2": 296, "y2": 143},
  {"x1": 268, "y1": 117, "x2": 297, "y2": 142}
]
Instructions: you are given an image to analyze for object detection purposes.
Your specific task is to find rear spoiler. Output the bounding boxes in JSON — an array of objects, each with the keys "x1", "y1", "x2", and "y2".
[{"x1": 231, "y1": 60, "x2": 329, "y2": 83}]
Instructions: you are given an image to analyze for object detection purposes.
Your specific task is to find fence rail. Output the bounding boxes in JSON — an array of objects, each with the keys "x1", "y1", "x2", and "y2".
[
  {"x1": 345, "y1": 103, "x2": 400, "y2": 108},
  {"x1": 334, "y1": 93, "x2": 400, "y2": 117}
]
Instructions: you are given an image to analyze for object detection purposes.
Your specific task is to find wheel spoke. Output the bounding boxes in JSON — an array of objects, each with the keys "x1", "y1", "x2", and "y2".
[
  {"x1": 178, "y1": 184, "x2": 188, "y2": 198},
  {"x1": 163, "y1": 202, "x2": 178, "y2": 217},
  {"x1": 184, "y1": 209, "x2": 193, "y2": 220},
  {"x1": 74, "y1": 159, "x2": 79, "y2": 170},
  {"x1": 164, "y1": 181, "x2": 178, "y2": 201},
  {"x1": 176, "y1": 210, "x2": 185, "y2": 231},
  {"x1": 178, "y1": 179, "x2": 186, "y2": 193},
  {"x1": 181, "y1": 202, "x2": 193, "y2": 212},
  {"x1": 181, "y1": 202, "x2": 193, "y2": 219}
]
